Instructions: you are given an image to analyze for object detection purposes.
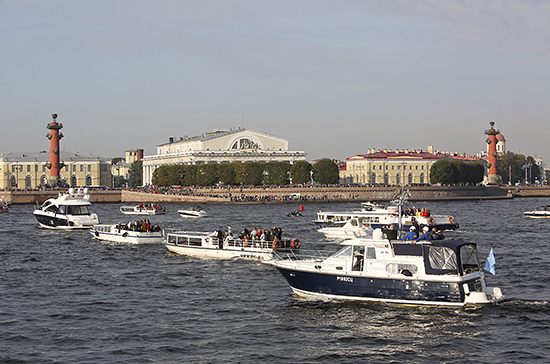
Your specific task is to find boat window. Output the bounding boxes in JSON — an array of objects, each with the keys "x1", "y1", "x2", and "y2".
[
  {"x1": 45, "y1": 205, "x2": 58, "y2": 213},
  {"x1": 350, "y1": 219, "x2": 359, "y2": 227},
  {"x1": 331, "y1": 246, "x2": 353, "y2": 259},
  {"x1": 67, "y1": 205, "x2": 90, "y2": 215},
  {"x1": 428, "y1": 246, "x2": 458, "y2": 271},
  {"x1": 365, "y1": 247, "x2": 376, "y2": 259},
  {"x1": 188, "y1": 237, "x2": 202, "y2": 246},
  {"x1": 385, "y1": 263, "x2": 418, "y2": 275},
  {"x1": 460, "y1": 244, "x2": 481, "y2": 274}
]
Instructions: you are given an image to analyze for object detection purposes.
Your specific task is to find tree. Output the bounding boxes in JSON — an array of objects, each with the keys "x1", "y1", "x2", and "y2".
[
  {"x1": 217, "y1": 163, "x2": 236, "y2": 185},
  {"x1": 497, "y1": 152, "x2": 526, "y2": 185},
  {"x1": 429, "y1": 159, "x2": 457, "y2": 185},
  {"x1": 183, "y1": 165, "x2": 197, "y2": 186},
  {"x1": 233, "y1": 163, "x2": 246, "y2": 185},
  {"x1": 152, "y1": 165, "x2": 174, "y2": 186},
  {"x1": 196, "y1": 163, "x2": 219, "y2": 186},
  {"x1": 128, "y1": 160, "x2": 143, "y2": 187},
  {"x1": 264, "y1": 161, "x2": 290, "y2": 185},
  {"x1": 290, "y1": 160, "x2": 312, "y2": 184},
  {"x1": 243, "y1": 162, "x2": 264, "y2": 185},
  {"x1": 312, "y1": 158, "x2": 339, "y2": 185}
]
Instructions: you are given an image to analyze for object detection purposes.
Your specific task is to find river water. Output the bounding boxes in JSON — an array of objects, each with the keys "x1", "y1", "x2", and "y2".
[{"x1": 1, "y1": 198, "x2": 549, "y2": 363}]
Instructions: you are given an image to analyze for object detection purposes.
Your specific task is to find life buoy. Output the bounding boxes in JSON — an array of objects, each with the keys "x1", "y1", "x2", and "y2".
[
  {"x1": 291, "y1": 239, "x2": 301, "y2": 249},
  {"x1": 429, "y1": 217, "x2": 434, "y2": 224},
  {"x1": 272, "y1": 240, "x2": 282, "y2": 251},
  {"x1": 448, "y1": 217, "x2": 454, "y2": 223}
]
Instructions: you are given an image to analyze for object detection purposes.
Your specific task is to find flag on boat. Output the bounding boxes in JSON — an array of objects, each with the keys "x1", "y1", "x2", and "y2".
[{"x1": 484, "y1": 247, "x2": 496, "y2": 275}]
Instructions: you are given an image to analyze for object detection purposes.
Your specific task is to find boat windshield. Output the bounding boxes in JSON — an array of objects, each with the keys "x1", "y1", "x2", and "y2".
[
  {"x1": 428, "y1": 246, "x2": 458, "y2": 272},
  {"x1": 330, "y1": 245, "x2": 353, "y2": 259},
  {"x1": 60, "y1": 205, "x2": 90, "y2": 215},
  {"x1": 459, "y1": 244, "x2": 481, "y2": 274}
]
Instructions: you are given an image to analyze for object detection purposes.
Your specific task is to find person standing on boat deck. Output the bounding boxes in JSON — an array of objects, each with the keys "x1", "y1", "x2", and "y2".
[
  {"x1": 416, "y1": 226, "x2": 432, "y2": 241},
  {"x1": 410, "y1": 217, "x2": 420, "y2": 232},
  {"x1": 432, "y1": 230, "x2": 445, "y2": 240},
  {"x1": 216, "y1": 228, "x2": 224, "y2": 248},
  {"x1": 382, "y1": 224, "x2": 398, "y2": 240},
  {"x1": 400, "y1": 226, "x2": 418, "y2": 241}
]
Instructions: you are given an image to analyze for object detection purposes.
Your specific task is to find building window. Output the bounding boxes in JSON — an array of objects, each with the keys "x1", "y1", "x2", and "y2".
[
  {"x1": 27, "y1": 165, "x2": 31, "y2": 172},
  {"x1": 35, "y1": 165, "x2": 39, "y2": 172},
  {"x1": 86, "y1": 175, "x2": 92, "y2": 186},
  {"x1": 71, "y1": 175, "x2": 78, "y2": 186},
  {"x1": 80, "y1": 165, "x2": 84, "y2": 172},
  {"x1": 88, "y1": 165, "x2": 91, "y2": 172},
  {"x1": 408, "y1": 173, "x2": 413, "y2": 185},
  {"x1": 9, "y1": 175, "x2": 16, "y2": 188},
  {"x1": 25, "y1": 176, "x2": 32, "y2": 188}
]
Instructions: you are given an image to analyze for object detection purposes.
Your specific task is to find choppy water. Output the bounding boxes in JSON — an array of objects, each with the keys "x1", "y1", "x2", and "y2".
[{"x1": 1, "y1": 198, "x2": 550, "y2": 363}]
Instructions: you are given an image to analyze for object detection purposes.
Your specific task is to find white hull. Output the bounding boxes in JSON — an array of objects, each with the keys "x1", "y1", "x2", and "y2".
[
  {"x1": 89, "y1": 224, "x2": 164, "y2": 244},
  {"x1": 165, "y1": 244, "x2": 274, "y2": 260},
  {"x1": 178, "y1": 210, "x2": 208, "y2": 218},
  {"x1": 120, "y1": 205, "x2": 165, "y2": 215}
]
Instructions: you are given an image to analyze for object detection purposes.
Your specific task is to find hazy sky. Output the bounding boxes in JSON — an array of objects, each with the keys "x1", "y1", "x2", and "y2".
[{"x1": 2, "y1": 1, "x2": 549, "y2": 163}]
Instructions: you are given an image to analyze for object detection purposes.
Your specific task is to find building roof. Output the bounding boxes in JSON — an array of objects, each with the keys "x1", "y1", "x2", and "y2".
[
  {"x1": 0, "y1": 151, "x2": 110, "y2": 162},
  {"x1": 157, "y1": 127, "x2": 288, "y2": 147},
  {"x1": 346, "y1": 150, "x2": 440, "y2": 161}
]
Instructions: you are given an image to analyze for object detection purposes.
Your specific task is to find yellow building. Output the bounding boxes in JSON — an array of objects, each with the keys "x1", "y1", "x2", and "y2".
[
  {"x1": 0, "y1": 152, "x2": 112, "y2": 189},
  {"x1": 340, "y1": 149, "x2": 440, "y2": 186},
  {"x1": 110, "y1": 149, "x2": 143, "y2": 186}
]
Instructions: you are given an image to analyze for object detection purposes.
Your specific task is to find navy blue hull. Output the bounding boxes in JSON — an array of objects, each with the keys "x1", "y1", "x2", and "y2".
[
  {"x1": 276, "y1": 267, "x2": 464, "y2": 305},
  {"x1": 34, "y1": 213, "x2": 72, "y2": 228},
  {"x1": 314, "y1": 221, "x2": 459, "y2": 231}
]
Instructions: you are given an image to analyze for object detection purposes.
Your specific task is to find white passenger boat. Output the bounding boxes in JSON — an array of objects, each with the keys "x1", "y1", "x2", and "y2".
[
  {"x1": 120, "y1": 204, "x2": 166, "y2": 215},
  {"x1": 33, "y1": 188, "x2": 100, "y2": 229},
  {"x1": 178, "y1": 206, "x2": 208, "y2": 218},
  {"x1": 164, "y1": 230, "x2": 301, "y2": 260},
  {"x1": 89, "y1": 223, "x2": 164, "y2": 244},
  {"x1": 317, "y1": 218, "x2": 369, "y2": 240},
  {"x1": 524, "y1": 206, "x2": 550, "y2": 218},
  {"x1": 314, "y1": 201, "x2": 459, "y2": 231},
  {"x1": 266, "y1": 229, "x2": 504, "y2": 307}
]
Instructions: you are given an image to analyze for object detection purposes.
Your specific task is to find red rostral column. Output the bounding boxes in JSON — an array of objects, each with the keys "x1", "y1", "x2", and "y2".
[
  {"x1": 46, "y1": 113, "x2": 64, "y2": 185},
  {"x1": 485, "y1": 121, "x2": 499, "y2": 183}
]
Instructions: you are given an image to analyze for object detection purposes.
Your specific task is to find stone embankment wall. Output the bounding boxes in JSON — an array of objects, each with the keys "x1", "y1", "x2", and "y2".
[{"x1": 5, "y1": 185, "x2": 549, "y2": 204}]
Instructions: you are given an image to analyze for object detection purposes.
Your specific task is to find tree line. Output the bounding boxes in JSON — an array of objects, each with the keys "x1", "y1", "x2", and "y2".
[{"x1": 148, "y1": 159, "x2": 340, "y2": 187}]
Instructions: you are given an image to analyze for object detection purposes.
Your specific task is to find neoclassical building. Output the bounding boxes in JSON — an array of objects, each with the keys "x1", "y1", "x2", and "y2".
[
  {"x1": 340, "y1": 149, "x2": 440, "y2": 185},
  {"x1": 142, "y1": 127, "x2": 307, "y2": 185},
  {"x1": 0, "y1": 151, "x2": 112, "y2": 189}
]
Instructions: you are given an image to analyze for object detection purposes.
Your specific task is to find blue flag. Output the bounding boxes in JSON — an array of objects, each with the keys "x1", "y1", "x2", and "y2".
[{"x1": 484, "y1": 248, "x2": 496, "y2": 275}]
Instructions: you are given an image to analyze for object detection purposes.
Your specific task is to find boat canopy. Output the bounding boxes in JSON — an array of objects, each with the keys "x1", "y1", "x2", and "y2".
[{"x1": 422, "y1": 241, "x2": 481, "y2": 276}]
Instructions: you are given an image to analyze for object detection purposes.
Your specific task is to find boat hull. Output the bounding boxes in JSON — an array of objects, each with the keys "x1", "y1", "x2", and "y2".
[
  {"x1": 164, "y1": 243, "x2": 274, "y2": 260},
  {"x1": 274, "y1": 266, "x2": 483, "y2": 307},
  {"x1": 89, "y1": 228, "x2": 164, "y2": 244},
  {"x1": 33, "y1": 211, "x2": 99, "y2": 229}
]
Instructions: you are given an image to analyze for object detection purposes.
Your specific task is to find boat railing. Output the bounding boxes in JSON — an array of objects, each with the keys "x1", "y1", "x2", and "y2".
[
  {"x1": 273, "y1": 249, "x2": 332, "y2": 261},
  {"x1": 226, "y1": 239, "x2": 297, "y2": 250}
]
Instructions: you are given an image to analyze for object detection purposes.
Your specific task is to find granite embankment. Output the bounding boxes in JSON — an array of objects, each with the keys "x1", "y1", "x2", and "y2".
[{"x1": 4, "y1": 185, "x2": 550, "y2": 205}]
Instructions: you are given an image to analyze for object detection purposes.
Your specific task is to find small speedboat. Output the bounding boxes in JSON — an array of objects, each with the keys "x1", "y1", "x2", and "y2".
[
  {"x1": 266, "y1": 229, "x2": 505, "y2": 307},
  {"x1": 178, "y1": 206, "x2": 208, "y2": 218},
  {"x1": 120, "y1": 204, "x2": 166, "y2": 215},
  {"x1": 524, "y1": 206, "x2": 550, "y2": 218},
  {"x1": 317, "y1": 218, "x2": 369, "y2": 240},
  {"x1": 164, "y1": 230, "x2": 301, "y2": 260},
  {"x1": 33, "y1": 188, "x2": 100, "y2": 229},
  {"x1": 89, "y1": 223, "x2": 164, "y2": 244}
]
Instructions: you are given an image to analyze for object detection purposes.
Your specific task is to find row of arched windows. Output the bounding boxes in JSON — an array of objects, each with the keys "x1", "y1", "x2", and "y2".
[{"x1": 8, "y1": 174, "x2": 94, "y2": 188}]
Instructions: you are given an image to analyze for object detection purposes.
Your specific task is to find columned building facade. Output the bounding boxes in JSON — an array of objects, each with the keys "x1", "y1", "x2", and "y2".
[
  {"x1": 142, "y1": 127, "x2": 307, "y2": 185},
  {"x1": 0, "y1": 152, "x2": 112, "y2": 189},
  {"x1": 340, "y1": 149, "x2": 440, "y2": 186}
]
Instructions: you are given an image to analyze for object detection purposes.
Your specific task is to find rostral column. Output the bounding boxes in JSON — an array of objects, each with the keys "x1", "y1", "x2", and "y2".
[
  {"x1": 45, "y1": 113, "x2": 65, "y2": 185},
  {"x1": 484, "y1": 121, "x2": 499, "y2": 183}
]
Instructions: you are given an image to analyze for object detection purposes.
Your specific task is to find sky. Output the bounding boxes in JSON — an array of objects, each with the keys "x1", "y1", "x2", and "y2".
[{"x1": 1, "y1": 0, "x2": 549, "y2": 164}]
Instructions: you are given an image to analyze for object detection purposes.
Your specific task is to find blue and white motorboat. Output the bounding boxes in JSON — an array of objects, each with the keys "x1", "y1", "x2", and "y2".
[
  {"x1": 266, "y1": 230, "x2": 504, "y2": 307},
  {"x1": 33, "y1": 188, "x2": 100, "y2": 229},
  {"x1": 524, "y1": 206, "x2": 550, "y2": 218},
  {"x1": 178, "y1": 206, "x2": 208, "y2": 218}
]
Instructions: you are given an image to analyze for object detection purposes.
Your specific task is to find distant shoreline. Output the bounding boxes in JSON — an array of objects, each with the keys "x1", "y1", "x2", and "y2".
[{"x1": 4, "y1": 185, "x2": 550, "y2": 205}]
